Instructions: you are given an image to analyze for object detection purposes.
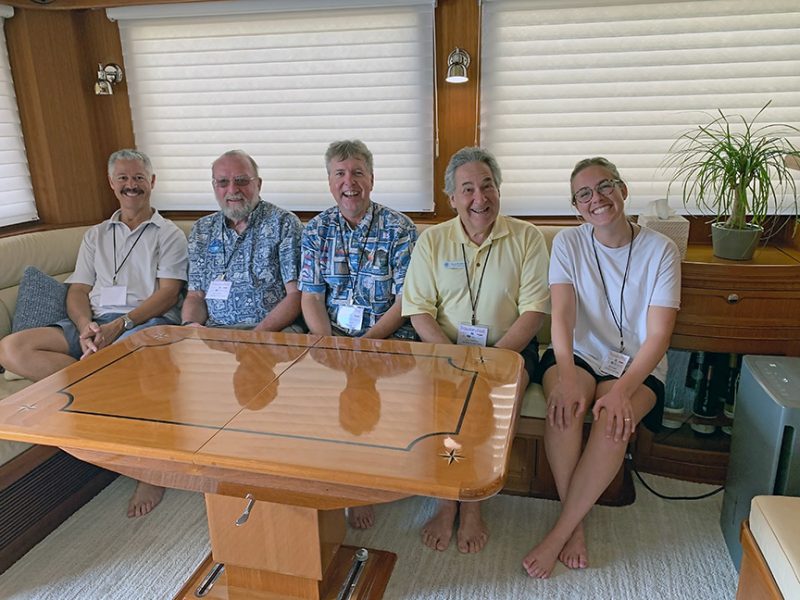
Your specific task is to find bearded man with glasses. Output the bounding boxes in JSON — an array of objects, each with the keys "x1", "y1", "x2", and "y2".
[{"x1": 181, "y1": 150, "x2": 304, "y2": 332}]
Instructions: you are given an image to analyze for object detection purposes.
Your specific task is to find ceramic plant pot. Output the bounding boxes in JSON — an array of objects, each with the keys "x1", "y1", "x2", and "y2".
[{"x1": 711, "y1": 222, "x2": 763, "y2": 261}]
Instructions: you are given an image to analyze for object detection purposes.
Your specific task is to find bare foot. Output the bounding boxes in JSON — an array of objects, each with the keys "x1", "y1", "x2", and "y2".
[
  {"x1": 456, "y1": 501, "x2": 489, "y2": 554},
  {"x1": 347, "y1": 505, "x2": 375, "y2": 529},
  {"x1": 559, "y1": 523, "x2": 588, "y2": 569},
  {"x1": 421, "y1": 500, "x2": 457, "y2": 551},
  {"x1": 127, "y1": 482, "x2": 164, "y2": 518},
  {"x1": 522, "y1": 532, "x2": 564, "y2": 579}
]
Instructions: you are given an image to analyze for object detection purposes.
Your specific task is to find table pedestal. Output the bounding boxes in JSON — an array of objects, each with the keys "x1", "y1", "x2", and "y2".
[{"x1": 175, "y1": 494, "x2": 396, "y2": 599}]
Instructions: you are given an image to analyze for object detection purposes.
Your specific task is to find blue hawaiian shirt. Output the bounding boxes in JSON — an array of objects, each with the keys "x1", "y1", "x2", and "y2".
[
  {"x1": 188, "y1": 200, "x2": 303, "y2": 327},
  {"x1": 299, "y1": 201, "x2": 417, "y2": 339}
]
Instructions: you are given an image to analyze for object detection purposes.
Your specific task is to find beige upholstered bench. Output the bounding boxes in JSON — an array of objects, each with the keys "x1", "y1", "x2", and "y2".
[{"x1": 737, "y1": 495, "x2": 800, "y2": 599}]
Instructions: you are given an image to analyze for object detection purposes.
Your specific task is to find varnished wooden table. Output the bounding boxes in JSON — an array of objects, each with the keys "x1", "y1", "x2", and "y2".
[{"x1": 0, "y1": 326, "x2": 525, "y2": 599}]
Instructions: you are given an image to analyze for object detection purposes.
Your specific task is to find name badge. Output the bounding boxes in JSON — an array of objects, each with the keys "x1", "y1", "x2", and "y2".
[
  {"x1": 443, "y1": 261, "x2": 466, "y2": 270},
  {"x1": 206, "y1": 279, "x2": 232, "y2": 301},
  {"x1": 599, "y1": 350, "x2": 631, "y2": 378},
  {"x1": 336, "y1": 304, "x2": 365, "y2": 331},
  {"x1": 457, "y1": 322, "x2": 489, "y2": 347},
  {"x1": 99, "y1": 285, "x2": 127, "y2": 307}
]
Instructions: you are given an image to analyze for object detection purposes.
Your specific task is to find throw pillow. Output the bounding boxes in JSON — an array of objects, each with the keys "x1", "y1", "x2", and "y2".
[{"x1": 11, "y1": 266, "x2": 68, "y2": 333}]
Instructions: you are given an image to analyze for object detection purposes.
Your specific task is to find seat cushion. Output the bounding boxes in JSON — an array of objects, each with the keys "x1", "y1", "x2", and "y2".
[
  {"x1": 521, "y1": 382, "x2": 547, "y2": 418},
  {"x1": 750, "y1": 495, "x2": 800, "y2": 600}
]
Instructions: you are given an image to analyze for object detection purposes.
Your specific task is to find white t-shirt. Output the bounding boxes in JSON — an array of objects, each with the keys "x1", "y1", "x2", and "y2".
[{"x1": 549, "y1": 223, "x2": 681, "y2": 383}]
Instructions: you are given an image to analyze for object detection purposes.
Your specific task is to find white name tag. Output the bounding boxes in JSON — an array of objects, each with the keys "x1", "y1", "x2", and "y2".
[
  {"x1": 443, "y1": 261, "x2": 466, "y2": 270},
  {"x1": 99, "y1": 285, "x2": 127, "y2": 307},
  {"x1": 336, "y1": 304, "x2": 365, "y2": 332},
  {"x1": 206, "y1": 279, "x2": 232, "y2": 301},
  {"x1": 457, "y1": 322, "x2": 489, "y2": 347},
  {"x1": 599, "y1": 350, "x2": 631, "y2": 378}
]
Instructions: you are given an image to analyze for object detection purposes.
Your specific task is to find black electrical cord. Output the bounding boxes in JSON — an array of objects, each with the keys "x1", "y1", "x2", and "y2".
[{"x1": 626, "y1": 453, "x2": 724, "y2": 501}]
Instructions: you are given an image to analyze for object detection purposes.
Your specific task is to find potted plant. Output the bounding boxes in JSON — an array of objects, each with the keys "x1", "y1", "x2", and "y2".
[{"x1": 665, "y1": 101, "x2": 800, "y2": 260}]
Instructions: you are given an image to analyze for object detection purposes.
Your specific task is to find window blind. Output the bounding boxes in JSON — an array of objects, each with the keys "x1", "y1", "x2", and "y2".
[
  {"x1": 112, "y1": 1, "x2": 435, "y2": 212},
  {"x1": 480, "y1": 0, "x2": 800, "y2": 216},
  {"x1": 0, "y1": 6, "x2": 37, "y2": 227}
]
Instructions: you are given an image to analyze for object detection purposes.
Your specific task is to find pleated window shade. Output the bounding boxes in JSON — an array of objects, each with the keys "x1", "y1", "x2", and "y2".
[
  {"x1": 0, "y1": 7, "x2": 37, "y2": 227},
  {"x1": 480, "y1": 0, "x2": 800, "y2": 216},
  {"x1": 111, "y1": 1, "x2": 435, "y2": 213}
]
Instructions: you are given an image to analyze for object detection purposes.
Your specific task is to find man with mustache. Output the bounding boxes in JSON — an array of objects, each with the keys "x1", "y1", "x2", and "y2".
[
  {"x1": 180, "y1": 150, "x2": 303, "y2": 331},
  {"x1": 299, "y1": 139, "x2": 418, "y2": 529},
  {"x1": 0, "y1": 148, "x2": 188, "y2": 518}
]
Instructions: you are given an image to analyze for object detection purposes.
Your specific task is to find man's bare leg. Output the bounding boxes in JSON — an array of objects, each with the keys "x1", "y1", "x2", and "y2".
[
  {"x1": 0, "y1": 327, "x2": 75, "y2": 382},
  {"x1": 421, "y1": 499, "x2": 457, "y2": 551},
  {"x1": 456, "y1": 500, "x2": 489, "y2": 553},
  {"x1": 127, "y1": 481, "x2": 165, "y2": 518},
  {"x1": 347, "y1": 505, "x2": 375, "y2": 529}
]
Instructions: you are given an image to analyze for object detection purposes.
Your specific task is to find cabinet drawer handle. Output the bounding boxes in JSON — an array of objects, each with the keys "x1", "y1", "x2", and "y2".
[
  {"x1": 726, "y1": 293, "x2": 740, "y2": 304},
  {"x1": 235, "y1": 493, "x2": 255, "y2": 526}
]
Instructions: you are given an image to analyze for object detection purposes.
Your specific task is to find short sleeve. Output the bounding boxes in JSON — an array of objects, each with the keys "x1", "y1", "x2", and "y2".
[
  {"x1": 298, "y1": 219, "x2": 326, "y2": 294},
  {"x1": 278, "y1": 212, "x2": 303, "y2": 284},
  {"x1": 66, "y1": 227, "x2": 98, "y2": 286},
  {"x1": 401, "y1": 228, "x2": 437, "y2": 318}
]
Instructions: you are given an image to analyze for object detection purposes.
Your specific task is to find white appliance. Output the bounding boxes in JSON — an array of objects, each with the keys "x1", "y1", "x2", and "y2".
[{"x1": 720, "y1": 355, "x2": 800, "y2": 568}]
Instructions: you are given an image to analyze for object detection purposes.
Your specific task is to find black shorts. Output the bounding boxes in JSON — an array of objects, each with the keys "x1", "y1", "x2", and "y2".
[
  {"x1": 534, "y1": 348, "x2": 664, "y2": 432},
  {"x1": 518, "y1": 338, "x2": 540, "y2": 383}
]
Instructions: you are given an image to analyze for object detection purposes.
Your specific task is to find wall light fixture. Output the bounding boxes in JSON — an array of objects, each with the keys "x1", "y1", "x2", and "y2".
[
  {"x1": 94, "y1": 63, "x2": 124, "y2": 96},
  {"x1": 445, "y1": 48, "x2": 470, "y2": 84}
]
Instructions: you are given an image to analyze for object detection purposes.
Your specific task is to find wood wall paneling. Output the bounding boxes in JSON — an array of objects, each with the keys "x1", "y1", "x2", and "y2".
[
  {"x1": 5, "y1": 8, "x2": 133, "y2": 227},
  {"x1": 433, "y1": 0, "x2": 480, "y2": 218}
]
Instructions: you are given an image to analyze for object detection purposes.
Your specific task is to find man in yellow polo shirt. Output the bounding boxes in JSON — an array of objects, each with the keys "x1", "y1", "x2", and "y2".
[{"x1": 402, "y1": 146, "x2": 550, "y2": 555}]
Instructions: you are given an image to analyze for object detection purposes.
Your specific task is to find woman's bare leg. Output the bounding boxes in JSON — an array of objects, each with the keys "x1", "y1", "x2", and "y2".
[{"x1": 524, "y1": 382, "x2": 655, "y2": 578}]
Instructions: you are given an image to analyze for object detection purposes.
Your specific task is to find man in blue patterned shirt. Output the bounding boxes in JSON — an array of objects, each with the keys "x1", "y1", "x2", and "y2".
[
  {"x1": 299, "y1": 139, "x2": 418, "y2": 529},
  {"x1": 182, "y1": 150, "x2": 304, "y2": 331}
]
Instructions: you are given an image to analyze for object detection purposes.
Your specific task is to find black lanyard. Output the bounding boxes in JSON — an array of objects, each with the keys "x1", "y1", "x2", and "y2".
[
  {"x1": 220, "y1": 220, "x2": 247, "y2": 280},
  {"x1": 337, "y1": 204, "x2": 376, "y2": 301},
  {"x1": 591, "y1": 221, "x2": 634, "y2": 353},
  {"x1": 461, "y1": 242, "x2": 493, "y2": 326},
  {"x1": 112, "y1": 222, "x2": 150, "y2": 285}
]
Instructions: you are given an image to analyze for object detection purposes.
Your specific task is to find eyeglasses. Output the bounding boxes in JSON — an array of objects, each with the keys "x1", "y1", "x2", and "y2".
[
  {"x1": 212, "y1": 176, "x2": 256, "y2": 189},
  {"x1": 572, "y1": 179, "x2": 622, "y2": 204}
]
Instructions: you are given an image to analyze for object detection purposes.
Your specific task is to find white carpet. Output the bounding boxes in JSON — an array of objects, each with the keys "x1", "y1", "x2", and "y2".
[{"x1": 0, "y1": 475, "x2": 738, "y2": 600}]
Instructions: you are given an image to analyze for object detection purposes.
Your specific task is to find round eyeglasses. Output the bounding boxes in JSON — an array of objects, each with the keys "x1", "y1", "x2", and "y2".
[{"x1": 572, "y1": 179, "x2": 622, "y2": 204}]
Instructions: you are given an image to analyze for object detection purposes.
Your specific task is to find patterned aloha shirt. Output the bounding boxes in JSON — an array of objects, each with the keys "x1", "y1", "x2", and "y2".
[
  {"x1": 188, "y1": 200, "x2": 303, "y2": 327},
  {"x1": 299, "y1": 201, "x2": 417, "y2": 339}
]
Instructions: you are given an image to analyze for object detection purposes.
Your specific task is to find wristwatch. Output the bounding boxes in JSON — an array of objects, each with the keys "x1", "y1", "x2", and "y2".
[{"x1": 121, "y1": 314, "x2": 135, "y2": 330}]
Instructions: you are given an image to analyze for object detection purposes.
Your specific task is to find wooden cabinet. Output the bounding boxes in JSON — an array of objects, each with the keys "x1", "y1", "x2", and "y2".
[
  {"x1": 633, "y1": 245, "x2": 800, "y2": 483},
  {"x1": 672, "y1": 246, "x2": 800, "y2": 356}
]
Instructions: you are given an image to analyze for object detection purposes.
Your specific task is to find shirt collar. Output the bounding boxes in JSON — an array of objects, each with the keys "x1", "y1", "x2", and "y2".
[
  {"x1": 447, "y1": 214, "x2": 509, "y2": 247},
  {"x1": 107, "y1": 208, "x2": 162, "y2": 231},
  {"x1": 337, "y1": 201, "x2": 375, "y2": 233}
]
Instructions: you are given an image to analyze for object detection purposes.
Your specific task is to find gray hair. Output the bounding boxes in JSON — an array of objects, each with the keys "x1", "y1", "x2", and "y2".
[
  {"x1": 443, "y1": 147, "x2": 502, "y2": 196},
  {"x1": 107, "y1": 149, "x2": 153, "y2": 178},
  {"x1": 570, "y1": 156, "x2": 622, "y2": 183},
  {"x1": 212, "y1": 149, "x2": 259, "y2": 178},
  {"x1": 325, "y1": 140, "x2": 373, "y2": 175}
]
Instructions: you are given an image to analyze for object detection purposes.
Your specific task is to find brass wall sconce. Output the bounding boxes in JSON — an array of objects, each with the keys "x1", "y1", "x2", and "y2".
[
  {"x1": 94, "y1": 63, "x2": 124, "y2": 96},
  {"x1": 445, "y1": 48, "x2": 470, "y2": 84}
]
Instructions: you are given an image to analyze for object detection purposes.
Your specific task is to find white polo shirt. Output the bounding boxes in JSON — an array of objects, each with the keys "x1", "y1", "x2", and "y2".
[{"x1": 67, "y1": 209, "x2": 188, "y2": 321}]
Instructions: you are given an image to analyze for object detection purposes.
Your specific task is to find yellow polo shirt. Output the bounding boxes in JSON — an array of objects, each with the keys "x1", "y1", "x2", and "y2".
[{"x1": 402, "y1": 215, "x2": 550, "y2": 346}]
